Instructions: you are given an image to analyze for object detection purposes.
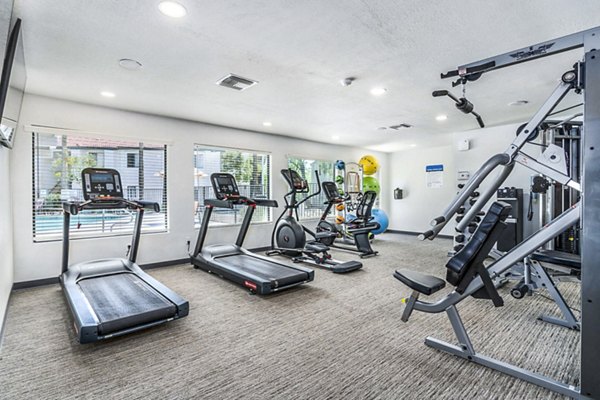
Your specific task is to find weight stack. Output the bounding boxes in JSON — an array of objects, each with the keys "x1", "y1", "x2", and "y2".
[{"x1": 496, "y1": 187, "x2": 524, "y2": 252}]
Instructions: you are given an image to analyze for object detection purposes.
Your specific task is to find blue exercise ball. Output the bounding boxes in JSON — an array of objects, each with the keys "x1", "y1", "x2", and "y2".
[
  {"x1": 335, "y1": 160, "x2": 346, "y2": 170},
  {"x1": 371, "y1": 209, "x2": 389, "y2": 235}
]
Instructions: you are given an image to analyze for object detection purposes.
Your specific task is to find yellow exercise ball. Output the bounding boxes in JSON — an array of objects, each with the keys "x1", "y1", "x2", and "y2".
[{"x1": 359, "y1": 155, "x2": 379, "y2": 175}]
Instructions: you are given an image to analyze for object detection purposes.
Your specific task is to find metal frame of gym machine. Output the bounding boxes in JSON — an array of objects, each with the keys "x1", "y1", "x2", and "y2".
[{"x1": 407, "y1": 27, "x2": 600, "y2": 399}]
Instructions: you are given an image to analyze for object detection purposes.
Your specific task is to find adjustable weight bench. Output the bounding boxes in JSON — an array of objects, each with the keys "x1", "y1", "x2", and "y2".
[
  {"x1": 396, "y1": 202, "x2": 511, "y2": 322},
  {"x1": 393, "y1": 201, "x2": 586, "y2": 398}
]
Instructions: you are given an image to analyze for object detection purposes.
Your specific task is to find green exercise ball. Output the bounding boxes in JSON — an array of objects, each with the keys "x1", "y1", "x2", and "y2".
[{"x1": 362, "y1": 176, "x2": 380, "y2": 196}]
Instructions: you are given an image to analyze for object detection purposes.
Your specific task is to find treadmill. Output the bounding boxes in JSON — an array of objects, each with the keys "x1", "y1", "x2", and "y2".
[
  {"x1": 191, "y1": 173, "x2": 314, "y2": 294},
  {"x1": 60, "y1": 168, "x2": 189, "y2": 343}
]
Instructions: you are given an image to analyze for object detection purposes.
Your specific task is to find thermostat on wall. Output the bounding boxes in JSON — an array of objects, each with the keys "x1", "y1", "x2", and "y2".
[{"x1": 457, "y1": 139, "x2": 470, "y2": 151}]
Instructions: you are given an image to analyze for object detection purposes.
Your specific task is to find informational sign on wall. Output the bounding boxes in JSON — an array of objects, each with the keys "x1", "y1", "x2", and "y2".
[{"x1": 426, "y1": 164, "x2": 444, "y2": 188}]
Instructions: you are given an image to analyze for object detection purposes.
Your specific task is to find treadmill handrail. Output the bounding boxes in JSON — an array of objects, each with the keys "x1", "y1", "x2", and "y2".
[
  {"x1": 254, "y1": 199, "x2": 278, "y2": 208},
  {"x1": 205, "y1": 196, "x2": 278, "y2": 209},
  {"x1": 61, "y1": 198, "x2": 159, "y2": 273},
  {"x1": 205, "y1": 198, "x2": 234, "y2": 209},
  {"x1": 63, "y1": 198, "x2": 160, "y2": 214}
]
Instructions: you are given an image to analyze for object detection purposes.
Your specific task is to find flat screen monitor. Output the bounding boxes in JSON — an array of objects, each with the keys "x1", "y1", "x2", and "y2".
[
  {"x1": 0, "y1": 18, "x2": 26, "y2": 149},
  {"x1": 82, "y1": 168, "x2": 124, "y2": 200}
]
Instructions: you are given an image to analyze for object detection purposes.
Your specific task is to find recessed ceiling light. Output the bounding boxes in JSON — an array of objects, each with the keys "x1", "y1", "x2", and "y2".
[
  {"x1": 332, "y1": 135, "x2": 340, "y2": 141},
  {"x1": 370, "y1": 87, "x2": 387, "y2": 96},
  {"x1": 100, "y1": 91, "x2": 116, "y2": 98},
  {"x1": 508, "y1": 100, "x2": 530, "y2": 106},
  {"x1": 435, "y1": 114, "x2": 448, "y2": 121},
  {"x1": 158, "y1": 1, "x2": 187, "y2": 18},
  {"x1": 409, "y1": 144, "x2": 417, "y2": 148},
  {"x1": 119, "y1": 58, "x2": 143, "y2": 71},
  {"x1": 263, "y1": 121, "x2": 272, "y2": 127}
]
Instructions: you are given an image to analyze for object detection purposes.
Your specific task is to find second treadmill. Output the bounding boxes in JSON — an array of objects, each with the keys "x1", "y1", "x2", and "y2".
[{"x1": 191, "y1": 173, "x2": 314, "y2": 294}]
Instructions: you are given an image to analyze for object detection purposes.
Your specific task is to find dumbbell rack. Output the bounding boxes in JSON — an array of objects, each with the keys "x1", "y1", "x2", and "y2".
[{"x1": 449, "y1": 182, "x2": 483, "y2": 257}]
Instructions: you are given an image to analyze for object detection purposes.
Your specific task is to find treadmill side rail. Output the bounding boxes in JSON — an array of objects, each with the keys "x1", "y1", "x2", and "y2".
[{"x1": 61, "y1": 258, "x2": 189, "y2": 344}]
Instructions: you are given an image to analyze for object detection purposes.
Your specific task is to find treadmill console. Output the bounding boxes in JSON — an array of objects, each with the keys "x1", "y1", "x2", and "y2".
[
  {"x1": 81, "y1": 168, "x2": 124, "y2": 201},
  {"x1": 281, "y1": 169, "x2": 308, "y2": 192},
  {"x1": 210, "y1": 173, "x2": 240, "y2": 200},
  {"x1": 322, "y1": 181, "x2": 342, "y2": 202}
]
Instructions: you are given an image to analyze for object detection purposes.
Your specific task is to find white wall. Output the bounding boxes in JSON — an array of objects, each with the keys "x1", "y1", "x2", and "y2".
[
  {"x1": 0, "y1": 145, "x2": 13, "y2": 333},
  {"x1": 11, "y1": 94, "x2": 388, "y2": 283},
  {"x1": 388, "y1": 144, "x2": 456, "y2": 235}
]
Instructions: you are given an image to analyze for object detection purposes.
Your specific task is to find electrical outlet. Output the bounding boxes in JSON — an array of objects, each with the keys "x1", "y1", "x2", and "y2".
[{"x1": 457, "y1": 171, "x2": 470, "y2": 180}]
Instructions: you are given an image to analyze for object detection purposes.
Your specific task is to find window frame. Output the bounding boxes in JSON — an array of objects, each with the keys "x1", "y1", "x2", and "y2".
[
  {"x1": 126, "y1": 152, "x2": 139, "y2": 168},
  {"x1": 32, "y1": 132, "x2": 169, "y2": 242},
  {"x1": 193, "y1": 144, "x2": 272, "y2": 228}
]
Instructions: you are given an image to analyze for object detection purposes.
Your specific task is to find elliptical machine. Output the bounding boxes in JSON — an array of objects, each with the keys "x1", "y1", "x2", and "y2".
[
  {"x1": 316, "y1": 181, "x2": 379, "y2": 258},
  {"x1": 267, "y1": 169, "x2": 362, "y2": 273}
]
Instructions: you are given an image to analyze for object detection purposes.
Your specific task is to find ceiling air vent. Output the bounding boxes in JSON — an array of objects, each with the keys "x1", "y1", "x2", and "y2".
[
  {"x1": 389, "y1": 123, "x2": 412, "y2": 130},
  {"x1": 379, "y1": 123, "x2": 413, "y2": 130},
  {"x1": 216, "y1": 74, "x2": 258, "y2": 91}
]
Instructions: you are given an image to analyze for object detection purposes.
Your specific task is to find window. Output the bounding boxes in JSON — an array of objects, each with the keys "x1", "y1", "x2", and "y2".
[
  {"x1": 127, "y1": 186, "x2": 139, "y2": 199},
  {"x1": 194, "y1": 145, "x2": 271, "y2": 227},
  {"x1": 33, "y1": 132, "x2": 168, "y2": 241},
  {"x1": 194, "y1": 153, "x2": 204, "y2": 169},
  {"x1": 287, "y1": 157, "x2": 335, "y2": 220},
  {"x1": 127, "y1": 152, "x2": 139, "y2": 168}
]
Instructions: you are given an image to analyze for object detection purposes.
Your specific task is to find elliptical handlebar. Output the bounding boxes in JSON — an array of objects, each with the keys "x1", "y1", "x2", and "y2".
[
  {"x1": 307, "y1": 170, "x2": 323, "y2": 201},
  {"x1": 283, "y1": 168, "x2": 323, "y2": 209}
]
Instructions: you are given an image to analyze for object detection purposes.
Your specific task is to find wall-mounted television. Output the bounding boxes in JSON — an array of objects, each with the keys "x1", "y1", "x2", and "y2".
[{"x1": 0, "y1": 18, "x2": 26, "y2": 149}]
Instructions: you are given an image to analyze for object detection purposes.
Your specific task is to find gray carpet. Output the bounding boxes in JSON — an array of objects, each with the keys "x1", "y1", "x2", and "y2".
[{"x1": 0, "y1": 233, "x2": 581, "y2": 400}]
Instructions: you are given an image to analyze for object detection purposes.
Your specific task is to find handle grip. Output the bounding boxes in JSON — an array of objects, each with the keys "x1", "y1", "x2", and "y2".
[
  {"x1": 137, "y1": 200, "x2": 160, "y2": 213},
  {"x1": 430, "y1": 216, "x2": 445, "y2": 226},
  {"x1": 474, "y1": 112, "x2": 485, "y2": 128},
  {"x1": 418, "y1": 230, "x2": 435, "y2": 241}
]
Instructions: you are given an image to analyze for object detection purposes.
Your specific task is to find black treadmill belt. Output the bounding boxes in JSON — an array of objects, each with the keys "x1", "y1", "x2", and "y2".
[
  {"x1": 78, "y1": 273, "x2": 177, "y2": 335},
  {"x1": 217, "y1": 254, "x2": 309, "y2": 287}
]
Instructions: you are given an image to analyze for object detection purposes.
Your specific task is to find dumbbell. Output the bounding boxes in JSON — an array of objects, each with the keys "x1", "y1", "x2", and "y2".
[
  {"x1": 455, "y1": 234, "x2": 465, "y2": 243},
  {"x1": 454, "y1": 244, "x2": 465, "y2": 252}
]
